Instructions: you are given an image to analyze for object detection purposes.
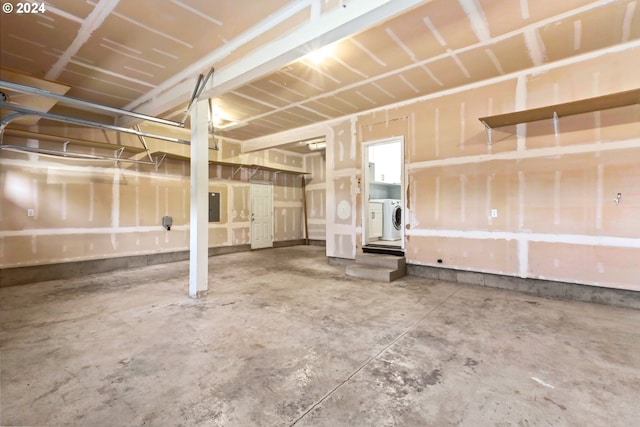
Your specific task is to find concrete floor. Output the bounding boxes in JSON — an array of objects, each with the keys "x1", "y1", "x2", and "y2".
[{"x1": 1, "y1": 246, "x2": 639, "y2": 426}]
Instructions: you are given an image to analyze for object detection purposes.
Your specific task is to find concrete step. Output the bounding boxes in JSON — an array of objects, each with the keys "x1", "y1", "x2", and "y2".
[
  {"x1": 355, "y1": 253, "x2": 406, "y2": 271},
  {"x1": 346, "y1": 264, "x2": 405, "y2": 282}
]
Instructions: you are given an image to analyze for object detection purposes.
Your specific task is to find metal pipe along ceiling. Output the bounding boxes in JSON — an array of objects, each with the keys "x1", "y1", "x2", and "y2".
[
  {"x1": 0, "y1": 80, "x2": 184, "y2": 128},
  {"x1": 0, "y1": 103, "x2": 191, "y2": 145}
]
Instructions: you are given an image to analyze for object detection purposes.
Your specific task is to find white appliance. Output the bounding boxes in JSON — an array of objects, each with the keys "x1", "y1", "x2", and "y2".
[
  {"x1": 379, "y1": 199, "x2": 402, "y2": 241},
  {"x1": 368, "y1": 201, "x2": 383, "y2": 239}
]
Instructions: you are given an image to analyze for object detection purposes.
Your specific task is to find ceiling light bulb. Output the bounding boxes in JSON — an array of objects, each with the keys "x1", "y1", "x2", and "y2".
[
  {"x1": 209, "y1": 104, "x2": 224, "y2": 124},
  {"x1": 306, "y1": 44, "x2": 334, "y2": 64}
]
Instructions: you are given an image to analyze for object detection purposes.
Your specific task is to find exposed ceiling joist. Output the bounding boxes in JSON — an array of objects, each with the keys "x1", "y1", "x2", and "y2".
[
  {"x1": 46, "y1": 0, "x2": 121, "y2": 80},
  {"x1": 1, "y1": 0, "x2": 636, "y2": 147},
  {"x1": 119, "y1": 0, "x2": 315, "y2": 124},
  {"x1": 118, "y1": 0, "x2": 425, "y2": 127},
  {"x1": 241, "y1": 120, "x2": 333, "y2": 153}
]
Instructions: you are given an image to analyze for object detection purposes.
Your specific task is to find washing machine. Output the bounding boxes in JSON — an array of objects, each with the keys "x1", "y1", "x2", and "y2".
[{"x1": 381, "y1": 199, "x2": 402, "y2": 241}]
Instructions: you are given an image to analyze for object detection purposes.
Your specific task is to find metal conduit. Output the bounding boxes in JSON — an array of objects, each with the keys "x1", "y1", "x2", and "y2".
[
  {"x1": 0, "y1": 103, "x2": 191, "y2": 145},
  {"x1": 0, "y1": 80, "x2": 184, "y2": 128}
]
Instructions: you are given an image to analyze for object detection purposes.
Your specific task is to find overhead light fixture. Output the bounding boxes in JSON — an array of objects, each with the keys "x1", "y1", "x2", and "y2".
[
  {"x1": 300, "y1": 137, "x2": 326, "y2": 151},
  {"x1": 207, "y1": 99, "x2": 242, "y2": 131},
  {"x1": 307, "y1": 142, "x2": 326, "y2": 151},
  {"x1": 305, "y1": 44, "x2": 334, "y2": 64}
]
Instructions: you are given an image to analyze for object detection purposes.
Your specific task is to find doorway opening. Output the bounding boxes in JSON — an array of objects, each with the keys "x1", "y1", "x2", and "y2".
[{"x1": 362, "y1": 137, "x2": 404, "y2": 255}]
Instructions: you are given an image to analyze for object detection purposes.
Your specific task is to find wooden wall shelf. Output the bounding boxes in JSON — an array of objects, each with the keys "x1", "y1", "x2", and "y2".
[
  {"x1": 479, "y1": 89, "x2": 640, "y2": 128},
  {"x1": 478, "y1": 89, "x2": 640, "y2": 144},
  {"x1": 154, "y1": 151, "x2": 308, "y2": 176}
]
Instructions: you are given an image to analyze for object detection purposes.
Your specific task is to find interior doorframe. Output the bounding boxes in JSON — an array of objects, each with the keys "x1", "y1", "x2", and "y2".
[
  {"x1": 361, "y1": 136, "x2": 405, "y2": 249},
  {"x1": 250, "y1": 180, "x2": 274, "y2": 250}
]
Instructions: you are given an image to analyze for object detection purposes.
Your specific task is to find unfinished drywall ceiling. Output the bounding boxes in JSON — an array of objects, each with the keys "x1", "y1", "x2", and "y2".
[
  {"x1": 3, "y1": 0, "x2": 638, "y2": 149},
  {"x1": 233, "y1": 0, "x2": 640, "y2": 144}
]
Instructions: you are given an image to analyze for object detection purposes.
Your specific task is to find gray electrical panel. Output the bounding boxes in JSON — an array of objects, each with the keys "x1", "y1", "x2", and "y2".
[{"x1": 209, "y1": 192, "x2": 220, "y2": 222}]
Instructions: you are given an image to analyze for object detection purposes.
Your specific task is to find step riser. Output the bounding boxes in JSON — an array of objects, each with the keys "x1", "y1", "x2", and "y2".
[
  {"x1": 346, "y1": 253, "x2": 407, "y2": 282},
  {"x1": 346, "y1": 265, "x2": 406, "y2": 282},
  {"x1": 355, "y1": 254, "x2": 406, "y2": 270}
]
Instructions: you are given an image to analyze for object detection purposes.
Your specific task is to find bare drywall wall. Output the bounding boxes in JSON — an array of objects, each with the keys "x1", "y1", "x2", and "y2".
[
  {"x1": 325, "y1": 119, "x2": 359, "y2": 259},
  {"x1": 326, "y1": 44, "x2": 640, "y2": 291},
  {"x1": 0, "y1": 134, "x2": 308, "y2": 268},
  {"x1": 274, "y1": 171, "x2": 304, "y2": 242},
  {"x1": 304, "y1": 152, "x2": 326, "y2": 241}
]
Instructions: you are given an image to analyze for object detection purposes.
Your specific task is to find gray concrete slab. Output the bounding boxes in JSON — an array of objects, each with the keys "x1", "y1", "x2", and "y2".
[{"x1": 1, "y1": 246, "x2": 639, "y2": 426}]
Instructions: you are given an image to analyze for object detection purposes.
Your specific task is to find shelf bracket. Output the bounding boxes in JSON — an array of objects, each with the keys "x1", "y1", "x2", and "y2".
[
  {"x1": 552, "y1": 111, "x2": 559, "y2": 136},
  {"x1": 114, "y1": 147, "x2": 125, "y2": 166},
  {"x1": 134, "y1": 124, "x2": 154, "y2": 163},
  {"x1": 481, "y1": 120, "x2": 493, "y2": 145},
  {"x1": 231, "y1": 166, "x2": 242, "y2": 179},
  {"x1": 248, "y1": 167, "x2": 260, "y2": 179},
  {"x1": 154, "y1": 153, "x2": 167, "y2": 171}
]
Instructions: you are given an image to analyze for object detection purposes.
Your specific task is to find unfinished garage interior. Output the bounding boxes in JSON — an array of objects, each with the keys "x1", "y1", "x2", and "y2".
[{"x1": 1, "y1": 0, "x2": 639, "y2": 425}]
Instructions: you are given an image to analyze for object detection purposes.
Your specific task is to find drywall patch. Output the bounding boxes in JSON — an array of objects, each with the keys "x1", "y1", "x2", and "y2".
[
  {"x1": 134, "y1": 183, "x2": 139, "y2": 226},
  {"x1": 553, "y1": 171, "x2": 562, "y2": 225},
  {"x1": 434, "y1": 175, "x2": 440, "y2": 221},
  {"x1": 423, "y1": 16, "x2": 447, "y2": 46},
  {"x1": 451, "y1": 51, "x2": 471, "y2": 79},
  {"x1": 460, "y1": 174, "x2": 467, "y2": 223},
  {"x1": 111, "y1": 170, "x2": 120, "y2": 250},
  {"x1": 154, "y1": 185, "x2": 160, "y2": 226},
  {"x1": 595, "y1": 164, "x2": 603, "y2": 229},
  {"x1": 408, "y1": 139, "x2": 640, "y2": 171},
  {"x1": 520, "y1": 0, "x2": 530, "y2": 20},
  {"x1": 485, "y1": 49, "x2": 505, "y2": 75},
  {"x1": 421, "y1": 64, "x2": 444, "y2": 86},
  {"x1": 573, "y1": 20, "x2": 582, "y2": 50},
  {"x1": 523, "y1": 27, "x2": 547, "y2": 66},
  {"x1": 459, "y1": 0, "x2": 491, "y2": 42},
  {"x1": 518, "y1": 171, "x2": 525, "y2": 230},
  {"x1": 459, "y1": 101, "x2": 466, "y2": 149},
  {"x1": 515, "y1": 75, "x2": 527, "y2": 151},
  {"x1": 434, "y1": 107, "x2": 440, "y2": 157},
  {"x1": 622, "y1": 1, "x2": 636, "y2": 42},
  {"x1": 405, "y1": 234, "x2": 518, "y2": 274},
  {"x1": 350, "y1": 116, "x2": 357, "y2": 160},
  {"x1": 486, "y1": 175, "x2": 493, "y2": 226},
  {"x1": 528, "y1": 241, "x2": 640, "y2": 288},
  {"x1": 61, "y1": 183, "x2": 67, "y2": 221}
]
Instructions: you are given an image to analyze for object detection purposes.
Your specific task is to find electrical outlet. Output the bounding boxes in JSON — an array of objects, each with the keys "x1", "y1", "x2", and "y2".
[
  {"x1": 27, "y1": 209, "x2": 35, "y2": 217},
  {"x1": 491, "y1": 208, "x2": 498, "y2": 218}
]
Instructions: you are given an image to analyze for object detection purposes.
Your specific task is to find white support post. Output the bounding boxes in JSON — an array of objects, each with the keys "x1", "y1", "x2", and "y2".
[{"x1": 189, "y1": 99, "x2": 209, "y2": 298}]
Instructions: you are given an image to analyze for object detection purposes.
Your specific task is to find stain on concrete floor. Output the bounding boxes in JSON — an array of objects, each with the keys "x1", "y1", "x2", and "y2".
[{"x1": 1, "y1": 246, "x2": 639, "y2": 426}]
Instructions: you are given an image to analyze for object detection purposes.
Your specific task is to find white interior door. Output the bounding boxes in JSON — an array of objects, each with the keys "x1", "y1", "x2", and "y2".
[{"x1": 250, "y1": 183, "x2": 273, "y2": 249}]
